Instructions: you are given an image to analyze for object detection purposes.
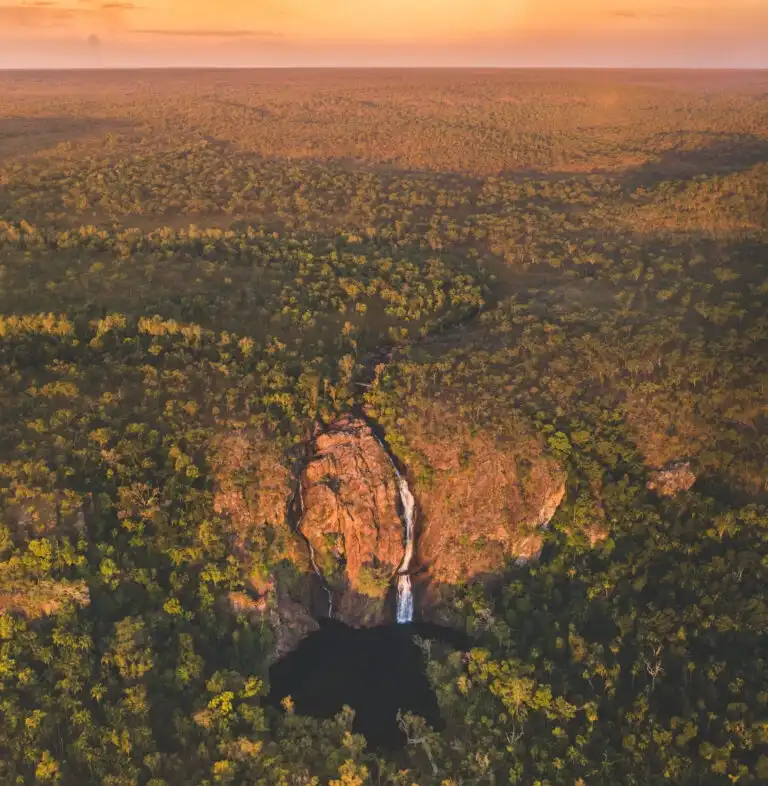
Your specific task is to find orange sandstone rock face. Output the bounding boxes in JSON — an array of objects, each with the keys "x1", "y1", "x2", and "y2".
[
  {"x1": 213, "y1": 430, "x2": 319, "y2": 656},
  {"x1": 214, "y1": 415, "x2": 570, "y2": 635},
  {"x1": 647, "y1": 461, "x2": 697, "y2": 497},
  {"x1": 415, "y1": 432, "x2": 567, "y2": 585},
  {"x1": 373, "y1": 399, "x2": 569, "y2": 588},
  {"x1": 299, "y1": 415, "x2": 405, "y2": 624}
]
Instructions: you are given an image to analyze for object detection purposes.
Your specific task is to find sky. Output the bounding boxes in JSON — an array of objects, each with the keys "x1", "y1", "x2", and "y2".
[{"x1": 0, "y1": 0, "x2": 767, "y2": 68}]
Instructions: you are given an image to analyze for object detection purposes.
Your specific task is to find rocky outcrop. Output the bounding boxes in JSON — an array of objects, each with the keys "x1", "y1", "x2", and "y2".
[
  {"x1": 415, "y1": 432, "x2": 567, "y2": 585},
  {"x1": 362, "y1": 405, "x2": 570, "y2": 628},
  {"x1": 211, "y1": 429, "x2": 307, "y2": 582},
  {"x1": 215, "y1": 412, "x2": 571, "y2": 639},
  {"x1": 226, "y1": 585, "x2": 319, "y2": 663},
  {"x1": 299, "y1": 415, "x2": 405, "y2": 625},
  {"x1": 293, "y1": 407, "x2": 571, "y2": 626},
  {"x1": 270, "y1": 594, "x2": 320, "y2": 661},
  {"x1": 213, "y1": 429, "x2": 321, "y2": 656},
  {"x1": 647, "y1": 461, "x2": 697, "y2": 497},
  {"x1": 360, "y1": 397, "x2": 569, "y2": 588}
]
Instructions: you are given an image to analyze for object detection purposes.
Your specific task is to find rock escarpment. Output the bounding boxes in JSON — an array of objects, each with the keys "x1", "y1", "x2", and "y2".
[
  {"x1": 227, "y1": 588, "x2": 320, "y2": 663},
  {"x1": 212, "y1": 430, "x2": 316, "y2": 661},
  {"x1": 212, "y1": 430, "x2": 300, "y2": 573},
  {"x1": 214, "y1": 411, "x2": 572, "y2": 644},
  {"x1": 298, "y1": 415, "x2": 405, "y2": 626},
  {"x1": 405, "y1": 419, "x2": 567, "y2": 586},
  {"x1": 295, "y1": 409, "x2": 570, "y2": 625}
]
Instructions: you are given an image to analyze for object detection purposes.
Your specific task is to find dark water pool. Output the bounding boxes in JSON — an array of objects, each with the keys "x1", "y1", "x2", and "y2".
[{"x1": 268, "y1": 619, "x2": 468, "y2": 749}]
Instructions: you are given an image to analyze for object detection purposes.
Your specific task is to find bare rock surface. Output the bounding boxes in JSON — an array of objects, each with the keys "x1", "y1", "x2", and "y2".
[
  {"x1": 212, "y1": 429, "x2": 300, "y2": 571},
  {"x1": 647, "y1": 461, "x2": 697, "y2": 497},
  {"x1": 360, "y1": 398, "x2": 572, "y2": 588},
  {"x1": 415, "y1": 431, "x2": 567, "y2": 584},
  {"x1": 213, "y1": 430, "x2": 319, "y2": 655},
  {"x1": 269, "y1": 591, "x2": 321, "y2": 662},
  {"x1": 215, "y1": 413, "x2": 575, "y2": 641}
]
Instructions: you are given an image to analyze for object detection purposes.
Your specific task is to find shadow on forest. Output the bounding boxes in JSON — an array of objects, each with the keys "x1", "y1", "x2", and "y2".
[
  {"x1": 0, "y1": 116, "x2": 132, "y2": 156},
  {"x1": 622, "y1": 132, "x2": 768, "y2": 190},
  {"x1": 695, "y1": 471, "x2": 768, "y2": 508}
]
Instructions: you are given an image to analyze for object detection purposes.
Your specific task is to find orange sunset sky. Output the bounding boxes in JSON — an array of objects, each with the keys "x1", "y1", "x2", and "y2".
[{"x1": 0, "y1": 1, "x2": 767, "y2": 68}]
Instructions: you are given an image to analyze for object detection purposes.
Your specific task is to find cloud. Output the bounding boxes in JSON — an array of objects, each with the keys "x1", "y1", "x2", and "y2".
[
  {"x1": 131, "y1": 28, "x2": 285, "y2": 40},
  {"x1": 0, "y1": 1, "x2": 134, "y2": 31},
  {"x1": 0, "y1": 4, "x2": 77, "y2": 28},
  {"x1": 608, "y1": 7, "x2": 677, "y2": 19}
]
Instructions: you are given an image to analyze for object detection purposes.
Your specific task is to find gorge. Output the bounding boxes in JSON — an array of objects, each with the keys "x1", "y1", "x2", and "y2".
[
  {"x1": 262, "y1": 403, "x2": 573, "y2": 745},
  {"x1": 288, "y1": 409, "x2": 569, "y2": 630},
  {"x1": 271, "y1": 417, "x2": 451, "y2": 747}
]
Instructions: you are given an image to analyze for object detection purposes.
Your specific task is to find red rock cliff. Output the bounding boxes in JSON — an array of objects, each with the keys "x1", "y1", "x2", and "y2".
[{"x1": 299, "y1": 415, "x2": 405, "y2": 625}]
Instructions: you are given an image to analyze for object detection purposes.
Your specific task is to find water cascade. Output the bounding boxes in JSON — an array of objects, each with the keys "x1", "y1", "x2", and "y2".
[
  {"x1": 371, "y1": 432, "x2": 417, "y2": 623},
  {"x1": 395, "y1": 474, "x2": 416, "y2": 623}
]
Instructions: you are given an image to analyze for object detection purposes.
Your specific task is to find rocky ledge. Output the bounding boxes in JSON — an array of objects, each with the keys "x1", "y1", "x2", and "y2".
[{"x1": 410, "y1": 424, "x2": 567, "y2": 586}]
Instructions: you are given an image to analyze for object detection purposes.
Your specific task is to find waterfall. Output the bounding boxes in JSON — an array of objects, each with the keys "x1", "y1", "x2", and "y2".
[
  {"x1": 394, "y1": 472, "x2": 416, "y2": 624},
  {"x1": 372, "y1": 432, "x2": 417, "y2": 623}
]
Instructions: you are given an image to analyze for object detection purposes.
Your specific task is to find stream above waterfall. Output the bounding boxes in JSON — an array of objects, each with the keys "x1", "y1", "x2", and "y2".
[{"x1": 268, "y1": 619, "x2": 469, "y2": 749}]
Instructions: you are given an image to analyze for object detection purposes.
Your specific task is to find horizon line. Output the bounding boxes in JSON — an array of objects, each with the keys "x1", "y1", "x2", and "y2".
[{"x1": 2, "y1": 65, "x2": 767, "y2": 72}]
